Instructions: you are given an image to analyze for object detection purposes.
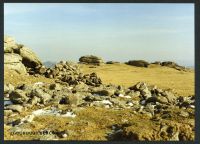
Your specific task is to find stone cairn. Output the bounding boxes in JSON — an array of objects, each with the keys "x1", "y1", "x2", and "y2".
[{"x1": 37, "y1": 61, "x2": 102, "y2": 86}]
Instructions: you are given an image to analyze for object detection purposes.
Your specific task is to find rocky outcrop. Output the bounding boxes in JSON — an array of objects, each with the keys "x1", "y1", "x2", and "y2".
[
  {"x1": 4, "y1": 36, "x2": 42, "y2": 74},
  {"x1": 4, "y1": 36, "x2": 19, "y2": 53},
  {"x1": 79, "y1": 55, "x2": 104, "y2": 66},
  {"x1": 125, "y1": 60, "x2": 150, "y2": 67},
  {"x1": 151, "y1": 61, "x2": 187, "y2": 71},
  {"x1": 161, "y1": 61, "x2": 186, "y2": 71},
  {"x1": 4, "y1": 53, "x2": 27, "y2": 74},
  {"x1": 19, "y1": 47, "x2": 42, "y2": 68},
  {"x1": 106, "y1": 61, "x2": 120, "y2": 64}
]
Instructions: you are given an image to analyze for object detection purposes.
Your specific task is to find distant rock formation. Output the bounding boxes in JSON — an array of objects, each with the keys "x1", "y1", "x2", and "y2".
[
  {"x1": 4, "y1": 36, "x2": 42, "y2": 74},
  {"x1": 106, "y1": 61, "x2": 120, "y2": 64},
  {"x1": 79, "y1": 55, "x2": 104, "y2": 66},
  {"x1": 125, "y1": 60, "x2": 150, "y2": 68},
  {"x1": 151, "y1": 61, "x2": 187, "y2": 71},
  {"x1": 161, "y1": 61, "x2": 186, "y2": 71}
]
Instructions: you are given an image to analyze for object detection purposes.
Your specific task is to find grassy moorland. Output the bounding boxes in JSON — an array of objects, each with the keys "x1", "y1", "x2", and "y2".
[{"x1": 80, "y1": 63, "x2": 194, "y2": 97}]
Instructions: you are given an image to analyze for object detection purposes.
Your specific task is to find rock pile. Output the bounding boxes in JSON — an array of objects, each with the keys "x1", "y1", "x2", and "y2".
[
  {"x1": 35, "y1": 61, "x2": 102, "y2": 86},
  {"x1": 4, "y1": 81, "x2": 194, "y2": 113},
  {"x1": 4, "y1": 36, "x2": 42, "y2": 74},
  {"x1": 125, "y1": 60, "x2": 150, "y2": 68},
  {"x1": 79, "y1": 55, "x2": 104, "y2": 66}
]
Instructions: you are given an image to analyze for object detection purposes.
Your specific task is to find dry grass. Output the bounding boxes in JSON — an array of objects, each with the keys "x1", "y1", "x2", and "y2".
[
  {"x1": 4, "y1": 68, "x2": 54, "y2": 86},
  {"x1": 80, "y1": 63, "x2": 194, "y2": 97},
  {"x1": 3, "y1": 107, "x2": 154, "y2": 140},
  {"x1": 4, "y1": 106, "x2": 194, "y2": 140}
]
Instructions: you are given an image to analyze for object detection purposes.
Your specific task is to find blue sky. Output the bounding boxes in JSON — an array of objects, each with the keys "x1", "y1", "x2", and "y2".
[{"x1": 4, "y1": 3, "x2": 194, "y2": 66}]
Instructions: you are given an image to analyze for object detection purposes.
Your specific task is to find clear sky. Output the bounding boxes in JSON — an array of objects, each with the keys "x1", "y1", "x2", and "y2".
[{"x1": 4, "y1": 3, "x2": 194, "y2": 66}]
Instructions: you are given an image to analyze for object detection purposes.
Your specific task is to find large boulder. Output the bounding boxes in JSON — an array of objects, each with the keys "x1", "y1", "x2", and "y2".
[
  {"x1": 9, "y1": 89, "x2": 29, "y2": 104},
  {"x1": 126, "y1": 60, "x2": 150, "y2": 67},
  {"x1": 4, "y1": 35, "x2": 43, "y2": 74},
  {"x1": 79, "y1": 55, "x2": 104, "y2": 66},
  {"x1": 19, "y1": 47, "x2": 42, "y2": 68},
  {"x1": 4, "y1": 53, "x2": 27, "y2": 74}
]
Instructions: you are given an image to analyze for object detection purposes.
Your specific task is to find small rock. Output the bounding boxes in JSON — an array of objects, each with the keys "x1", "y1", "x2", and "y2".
[
  {"x1": 22, "y1": 115, "x2": 35, "y2": 123},
  {"x1": 178, "y1": 111, "x2": 189, "y2": 118},
  {"x1": 12, "y1": 119, "x2": 22, "y2": 126},
  {"x1": 56, "y1": 130, "x2": 68, "y2": 138},
  {"x1": 9, "y1": 89, "x2": 28, "y2": 104},
  {"x1": 49, "y1": 83, "x2": 62, "y2": 91},
  {"x1": 5, "y1": 104, "x2": 24, "y2": 113}
]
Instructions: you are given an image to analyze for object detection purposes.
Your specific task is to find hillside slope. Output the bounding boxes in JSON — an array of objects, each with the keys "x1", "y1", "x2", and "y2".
[{"x1": 80, "y1": 63, "x2": 194, "y2": 97}]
